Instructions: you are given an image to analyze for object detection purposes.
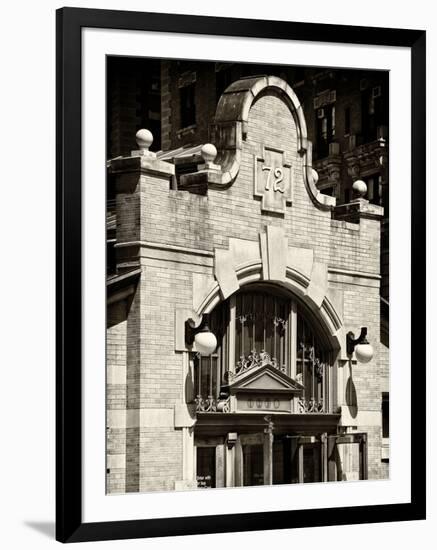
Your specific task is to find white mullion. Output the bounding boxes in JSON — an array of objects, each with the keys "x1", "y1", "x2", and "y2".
[
  {"x1": 290, "y1": 300, "x2": 297, "y2": 379},
  {"x1": 229, "y1": 295, "x2": 236, "y2": 374}
]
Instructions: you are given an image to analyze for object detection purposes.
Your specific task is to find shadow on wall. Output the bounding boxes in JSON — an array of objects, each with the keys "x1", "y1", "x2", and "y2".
[
  {"x1": 185, "y1": 360, "x2": 195, "y2": 404},
  {"x1": 346, "y1": 371, "x2": 358, "y2": 419}
]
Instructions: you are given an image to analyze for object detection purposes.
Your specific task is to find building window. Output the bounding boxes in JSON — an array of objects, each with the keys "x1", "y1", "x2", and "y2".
[
  {"x1": 215, "y1": 65, "x2": 233, "y2": 102},
  {"x1": 194, "y1": 285, "x2": 333, "y2": 414},
  {"x1": 321, "y1": 186, "x2": 335, "y2": 197},
  {"x1": 382, "y1": 392, "x2": 389, "y2": 439},
  {"x1": 361, "y1": 85, "x2": 386, "y2": 142},
  {"x1": 235, "y1": 291, "x2": 290, "y2": 374},
  {"x1": 243, "y1": 444, "x2": 264, "y2": 486},
  {"x1": 364, "y1": 174, "x2": 382, "y2": 205},
  {"x1": 180, "y1": 83, "x2": 196, "y2": 128},
  {"x1": 194, "y1": 302, "x2": 228, "y2": 412},
  {"x1": 315, "y1": 105, "x2": 335, "y2": 159},
  {"x1": 296, "y1": 314, "x2": 331, "y2": 413},
  {"x1": 344, "y1": 107, "x2": 351, "y2": 135},
  {"x1": 381, "y1": 392, "x2": 389, "y2": 463}
]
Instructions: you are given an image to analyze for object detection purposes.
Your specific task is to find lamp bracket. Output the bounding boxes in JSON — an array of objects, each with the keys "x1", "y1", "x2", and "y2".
[
  {"x1": 185, "y1": 313, "x2": 210, "y2": 347},
  {"x1": 346, "y1": 326, "x2": 369, "y2": 355}
]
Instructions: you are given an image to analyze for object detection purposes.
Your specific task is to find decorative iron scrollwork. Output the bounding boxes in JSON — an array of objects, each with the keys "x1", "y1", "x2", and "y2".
[
  {"x1": 299, "y1": 343, "x2": 326, "y2": 381},
  {"x1": 237, "y1": 313, "x2": 287, "y2": 332},
  {"x1": 195, "y1": 394, "x2": 230, "y2": 413},
  {"x1": 216, "y1": 396, "x2": 230, "y2": 413},
  {"x1": 224, "y1": 370, "x2": 236, "y2": 383},
  {"x1": 273, "y1": 316, "x2": 287, "y2": 332},
  {"x1": 297, "y1": 397, "x2": 325, "y2": 413},
  {"x1": 195, "y1": 395, "x2": 217, "y2": 412},
  {"x1": 235, "y1": 349, "x2": 286, "y2": 376}
]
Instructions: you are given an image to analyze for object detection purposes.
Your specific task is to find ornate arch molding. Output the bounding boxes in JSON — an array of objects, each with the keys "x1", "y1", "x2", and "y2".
[
  {"x1": 195, "y1": 261, "x2": 344, "y2": 355},
  {"x1": 191, "y1": 230, "x2": 346, "y2": 357},
  {"x1": 208, "y1": 75, "x2": 335, "y2": 210}
]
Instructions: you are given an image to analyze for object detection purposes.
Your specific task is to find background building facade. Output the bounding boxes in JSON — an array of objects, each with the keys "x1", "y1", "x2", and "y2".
[{"x1": 106, "y1": 60, "x2": 389, "y2": 493}]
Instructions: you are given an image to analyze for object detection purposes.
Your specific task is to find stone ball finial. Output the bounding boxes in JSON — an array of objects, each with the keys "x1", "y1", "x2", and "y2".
[
  {"x1": 136, "y1": 129, "x2": 153, "y2": 151},
  {"x1": 352, "y1": 179, "x2": 367, "y2": 198},
  {"x1": 311, "y1": 168, "x2": 319, "y2": 185},
  {"x1": 201, "y1": 143, "x2": 217, "y2": 164}
]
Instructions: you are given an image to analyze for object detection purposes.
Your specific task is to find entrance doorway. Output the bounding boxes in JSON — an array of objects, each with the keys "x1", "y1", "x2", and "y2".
[
  {"x1": 272, "y1": 436, "x2": 322, "y2": 484},
  {"x1": 239, "y1": 433, "x2": 325, "y2": 486},
  {"x1": 243, "y1": 444, "x2": 264, "y2": 486},
  {"x1": 195, "y1": 432, "x2": 368, "y2": 488}
]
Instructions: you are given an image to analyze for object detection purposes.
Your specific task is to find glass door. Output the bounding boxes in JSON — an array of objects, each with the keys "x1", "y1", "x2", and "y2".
[
  {"x1": 280, "y1": 435, "x2": 326, "y2": 484},
  {"x1": 242, "y1": 444, "x2": 264, "y2": 486}
]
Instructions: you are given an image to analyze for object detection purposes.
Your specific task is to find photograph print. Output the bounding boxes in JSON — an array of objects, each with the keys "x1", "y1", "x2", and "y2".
[{"x1": 106, "y1": 56, "x2": 389, "y2": 494}]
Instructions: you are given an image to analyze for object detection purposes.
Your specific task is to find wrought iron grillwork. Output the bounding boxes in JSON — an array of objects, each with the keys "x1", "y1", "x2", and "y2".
[
  {"x1": 236, "y1": 292, "x2": 289, "y2": 375},
  {"x1": 194, "y1": 353, "x2": 220, "y2": 412},
  {"x1": 235, "y1": 349, "x2": 285, "y2": 376},
  {"x1": 193, "y1": 302, "x2": 228, "y2": 413},
  {"x1": 192, "y1": 289, "x2": 333, "y2": 414},
  {"x1": 195, "y1": 394, "x2": 230, "y2": 413},
  {"x1": 296, "y1": 313, "x2": 330, "y2": 413}
]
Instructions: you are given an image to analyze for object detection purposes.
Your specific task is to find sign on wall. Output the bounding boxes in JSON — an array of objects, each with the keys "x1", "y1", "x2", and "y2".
[{"x1": 254, "y1": 146, "x2": 293, "y2": 214}]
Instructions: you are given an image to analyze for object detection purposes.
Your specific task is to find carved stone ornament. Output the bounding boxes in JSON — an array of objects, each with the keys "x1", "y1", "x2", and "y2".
[{"x1": 254, "y1": 146, "x2": 293, "y2": 214}]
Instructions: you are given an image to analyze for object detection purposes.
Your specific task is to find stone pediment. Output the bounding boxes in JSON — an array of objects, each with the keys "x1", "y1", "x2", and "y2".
[{"x1": 229, "y1": 363, "x2": 304, "y2": 395}]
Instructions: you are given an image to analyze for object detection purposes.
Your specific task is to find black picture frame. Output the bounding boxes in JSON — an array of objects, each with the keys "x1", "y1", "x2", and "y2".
[{"x1": 56, "y1": 7, "x2": 426, "y2": 543}]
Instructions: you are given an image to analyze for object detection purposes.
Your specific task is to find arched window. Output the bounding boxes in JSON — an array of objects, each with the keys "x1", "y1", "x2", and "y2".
[{"x1": 194, "y1": 284, "x2": 334, "y2": 414}]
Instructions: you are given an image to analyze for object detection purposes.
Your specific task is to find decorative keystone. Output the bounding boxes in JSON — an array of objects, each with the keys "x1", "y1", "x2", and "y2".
[
  {"x1": 352, "y1": 179, "x2": 367, "y2": 198},
  {"x1": 198, "y1": 143, "x2": 220, "y2": 171},
  {"x1": 131, "y1": 129, "x2": 156, "y2": 158}
]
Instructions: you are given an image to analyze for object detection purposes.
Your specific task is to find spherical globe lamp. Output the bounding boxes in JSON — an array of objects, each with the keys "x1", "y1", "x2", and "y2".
[
  {"x1": 355, "y1": 342, "x2": 374, "y2": 364},
  {"x1": 194, "y1": 330, "x2": 217, "y2": 356}
]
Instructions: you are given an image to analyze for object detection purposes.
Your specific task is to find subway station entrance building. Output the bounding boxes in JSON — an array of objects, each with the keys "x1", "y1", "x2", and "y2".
[{"x1": 107, "y1": 76, "x2": 387, "y2": 493}]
